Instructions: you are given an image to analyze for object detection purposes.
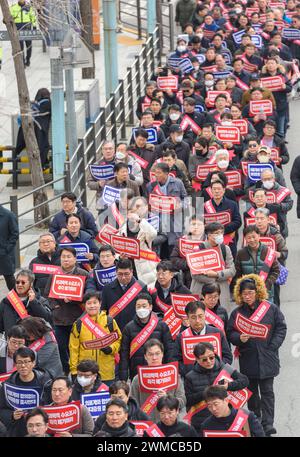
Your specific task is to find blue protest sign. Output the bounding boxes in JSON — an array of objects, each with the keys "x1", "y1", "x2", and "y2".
[
  {"x1": 102, "y1": 185, "x2": 122, "y2": 205},
  {"x1": 282, "y1": 28, "x2": 300, "y2": 40},
  {"x1": 89, "y1": 164, "x2": 114, "y2": 181},
  {"x1": 195, "y1": 54, "x2": 205, "y2": 64},
  {"x1": 213, "y1": 71, "x2": 232, "y2": 79},
  {"x1": 195, "y1": 105, "x2": 205, "y2": 113},
  {"x1": 167, "y1": 57, "x2": 181, "y2": 69},
  {"x1": 252, "y1": 24, "x2": 262, "y2": 33},
  {"x1": 223, "y1": 52, "x2": 232, "y2": 65},
  {"x1": 222, "y1": 41, "x2": 228, "y2": 48},
  {"x1": 247, "y1": 163, "x2": 274, "y2": 182},
  {"x1": 251, "y1": 35, "x2": 262, "y2": 48},
  {"x1": 147, "y1": 215, "x2": 160, "y2": 231},
  {"x1": 59, "y1": 242, "x2": 90, "y2": 262},
  {"x1": 4, "y1": 384, "x2": 40, "y2": 410},
  {"x1": 95, "y1": 266, "x2": 117, "y2": 288},
  {"x1": 81, "y1": 391, "x2": 111, "y2": 419},
  {"x1": 233, "y1": 29, "x2": 246, "y2": 44},
  {"x1": 132, "y1": 127, "x2": 158, "y2": 144},
  {"x1": 178, "y1": 58, "x2": 194, "y2": 74}
]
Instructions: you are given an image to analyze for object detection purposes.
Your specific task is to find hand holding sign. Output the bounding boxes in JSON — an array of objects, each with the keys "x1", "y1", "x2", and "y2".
[
  {"x1": 240, "y1": 334, "x2": 251, "y2": 343},
  {"x1": 13, "y1": 410, "x2": 25, "y2": 420}
]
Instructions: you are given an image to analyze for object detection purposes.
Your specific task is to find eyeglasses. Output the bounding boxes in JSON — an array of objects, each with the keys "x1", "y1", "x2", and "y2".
[
  {"x1": 16, "y1": 280, "x2": 28, "y2": 285},
  {"x1": 16, "y1": 360, "x2": 33, "y2": 366},
  {"x1": 9, "y1": 339, "x2": 25, "y2": 347},
  {"x1": 248, "y1": 144, "x2": 258, "y2": 147},
  {"x1": 199, "y1": 355, "x2": 215, "y2": 363}
]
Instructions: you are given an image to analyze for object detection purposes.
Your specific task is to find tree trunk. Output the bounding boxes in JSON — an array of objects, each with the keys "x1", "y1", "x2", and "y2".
[
  {"x1": 0, "y1": 0, "x2": 49, "y2": 225},
  {"x1": 80, "y1": 0, "x2": 96, "y2": 79}
]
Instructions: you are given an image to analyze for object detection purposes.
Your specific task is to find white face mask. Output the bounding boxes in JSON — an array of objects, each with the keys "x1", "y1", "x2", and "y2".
[
  {"x1": 214, "y1": 234, "x2": 224, "y2": 245},
  {"x1": 197, "y1": 33, "x2": 203, "y2": 39},
  {"x1": 194, "y1": 65, "x2": 200, "y2": 72},
  {"x1": 177, "y1": 45, "x2": 186, "y2": 53},
  {"x1": 136, "y1": 308, "x2": 151, "y2": 319},
  {"x1": 217, "y1": 160, "x2": 229, "y2": 169},
  {"x1": 258, "y1": 155, "x2": 269, "y2": 163},
  {"x1": 175, "y1": 135, "x2": 183, "y2": 143},
  {"x1": 116, "y1": 151, "x2": 126, "y2": 160},
  {"x1": 169, "y1": 113, "x2": 180, "y2": 121},
  {"x1": 205, "y1": 80, "x2": 214, "y2": 87},
  {"x1": 77, "y1": 376, "x2": 94, "y2": 387},
  {"x1": 263, "y1": 180, "x2": 274, "y2": 190},
  {"x1": 236, "y1": 8, "x2": 243, "y2": 14}
]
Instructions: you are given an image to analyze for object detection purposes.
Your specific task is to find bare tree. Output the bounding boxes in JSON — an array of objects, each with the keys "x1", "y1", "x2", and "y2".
[
  {"x1": 80, "y1": 0, "x2": 96, "y2": 79},
  {"x1": 0, "y1": 0, "x2": 49, "y2": 224}
]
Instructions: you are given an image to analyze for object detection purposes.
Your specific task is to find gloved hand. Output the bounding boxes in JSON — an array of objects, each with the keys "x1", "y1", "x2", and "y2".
[{"x1": 101, "y1": 346, "x2": 113, "y2": 355}]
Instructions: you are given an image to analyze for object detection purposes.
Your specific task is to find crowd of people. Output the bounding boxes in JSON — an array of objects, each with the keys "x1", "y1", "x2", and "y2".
[{"x1": 3, "y1": 0, "x2": 300, "y2": 438}]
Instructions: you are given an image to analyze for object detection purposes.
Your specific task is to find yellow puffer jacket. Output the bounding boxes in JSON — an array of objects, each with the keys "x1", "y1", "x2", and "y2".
[{"x1": 69, "y1": 311, "x2": 122, "y2": 382}]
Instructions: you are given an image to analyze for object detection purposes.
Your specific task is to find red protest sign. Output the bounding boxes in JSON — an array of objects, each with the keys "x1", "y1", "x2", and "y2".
[
  {"x1": 130, "y1": 421, "x2": 154, "y2": 437},
  {"x1": 163, "y1": 308, "x2": 182, "y2": 340},
  {"x1": 186, "y1": 248, "x2": 223, "y2": 275},
  {"x1": 149, "y1": 193, "x2": 176, "y2": 214},
  {"x1": 157, "y1": 76, "x2": 178, "y2": 91},
  {"x1": 203, "y1": 431, "x2": 246, "y2": 437},
  {"x1": 96, "y1": 224, "x2": 118, "y2": 244},
  {"x1": 138, "y1": 362, "x2": 179, "y2": 393},
  {"x1": 204, "y1": 211, "x2": 231, "y2": 226},
  {"x1": 179, "y1": 238, "x2": 201, "y2": 257},
  {"x1": 171, "y1": 293, "x2": 200, "y2": 318},
  {"x1": 232, "y1": 119, "x2": 248, "y2": 135},
  {"x1": 196, "y1": 163, "x2": 217, "y2": 181},
  {"x1": 111, "y1": 235, "x2": 140, "y2": 259},
  {"x1": 215, "y1": 126, "x2": 241, "y2": 144},
  {"x1": 49, "y1": 275, "x2": 86, "y2": 302},
  {"x1": 43, "y1": 402, "x2": 81, "y2": 433},
  {"x1": 181, "y1": 333, "x2": 222, "y2": 364},
  {"x1": 249, "y1": 100, "x2": 273, "y2": 116},
  {"x1": 213, "y1": 369, "x2": 252, "y2": 409},
  {"x1": 224, "y1": 170, "x2": 242, "y2": 189},
  {"x1": 82, "y1": 331, "x2": 119, "y2": 350},
  {"x1": 32, "y1": 264, "x2": 62, "y2": 275},
  {"x1": 270, "y1": 147, "x2": 280, "y2": 164},
  {"x1": 235, "y1": 313, "x2": 270, "y2": 339},
  {"x1": 206, "y1": 91, "x2": 229, "y2": 107},
  {"x1": 260, "y1": 75, "x2": 284, "y2": 92},
  {"x1": 259, "y1": 237, "x2": 276, "y2": 250}
]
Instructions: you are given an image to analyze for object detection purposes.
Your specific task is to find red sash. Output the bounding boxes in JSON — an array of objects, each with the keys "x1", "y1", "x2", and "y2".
[
  {"x1": 250, "y1": 300, "x2": 271, "y2": 323},
  {"x1": 111, "y1": 203, "x2": 125, "y2": 227},
  {"x1": 155, "y1": 296, "x2": 171, "y2": 313},
  {"x1": 204, "y1": 200, "x2": 216, "y2": 214},
  {"x1": 141, "y1": 392, "x2": 160, "y2": 415},
  {"x1": 141, "y1": 96, "x2": 151, "y2": 112},
  {"x1": 276, "y1": 187, "x2": 291, "y2": 203},
  {"x1": 261, "y1": 31, "x2": 270, "y2": 40},
  {"x1": 247, "y1": 207, "x2": 256, "y2": 218},
  {"x1": 6, "y1": 290, "x2": 28, "y2": 319},
  {"x1": 109, "y1": 282, "x2": 143, "y2": 318},
  {"x1": 139, "y1": 250, "x2": 161, "y2": 263},
  {"x1": 129, "y1": 151, "x2": 149, "y2": 169},
  {"x1": 29, "y1": 331, "x2": 56, "y2": 352},
  {"x1": 183, "y1": 401, "x2": 207, "y2": 424},
  {"x1": 235, "y1": 77, "x2": 249, "y2": 91},
  {"x1": 241, "y1": 54, "x2": 258, "y2": 73},
  {"x1": 96, "y1": 383, "x2": 109, "y2": 392},
  {"x1": 205, "y1": 308, "x2": 225, "y2": 332},
  {"x1": 259, "y1": 247, "x2": 276, "y2": 281},
  {"x1": 80, "y1": 314, "x2": 109, "y2": 338},
  {"x1": 130, "y1": 314, "x2": 159, "y2": 358},
  {"x1": 145, "y1": 424, "x2": 165, "y2": 437},
  {"x1": 180, "y1": 115, "x2": 201, "y2": 135},
  {"x1": 229, "y1": 409, "x2": 250, "y2": 433},
  {"x1": 152, "y1": 184, "x2": 165, "y2": 196}
]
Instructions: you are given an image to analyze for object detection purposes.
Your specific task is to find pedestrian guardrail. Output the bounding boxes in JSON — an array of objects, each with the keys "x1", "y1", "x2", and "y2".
[
  {"x1": 119, "y1": 1, "x2": 174, "y2": 52},
  {"x1": 1, "y1": 28, "x2": 161, "y2": 268}
]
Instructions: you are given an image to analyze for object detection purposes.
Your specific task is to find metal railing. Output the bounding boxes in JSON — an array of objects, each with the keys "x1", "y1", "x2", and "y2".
[
  {"x1": 1, "y1": 28, "x2": 161, "y2": 268},
  {"x1": 119, "y1": 0, "x2": 175, "y2": 52}
]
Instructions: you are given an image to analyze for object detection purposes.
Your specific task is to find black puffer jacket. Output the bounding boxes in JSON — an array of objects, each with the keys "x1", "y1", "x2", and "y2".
[
  {"x1": 119, "y1": 313, "x2": 175, "y2": 381},
  {"x1": 29, "y1": 248, "x2": 61, "y2": 296},
  {"x1": 227, "y1": 301, "x2": 287, "y2": 379},
  {"x1": 94, "y1": 420, "x2": 137, "y2": 437},
  {"x1": 93, "y1": 397, "x2": 148, "y2": 435},
  {"x1": 0, "y1": 288, "x2": 52, "y2": 334},
  {"x1": 0, "y1": 368, "x2": 53, "y2": 437},
  {"x1": 184, "y1": 356, "x2": 249, "y2": 432}
]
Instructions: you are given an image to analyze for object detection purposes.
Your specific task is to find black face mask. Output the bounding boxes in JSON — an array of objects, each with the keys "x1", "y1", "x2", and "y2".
[{"x1": 195, "y1": 149, "x2": 208, "y2": 156}]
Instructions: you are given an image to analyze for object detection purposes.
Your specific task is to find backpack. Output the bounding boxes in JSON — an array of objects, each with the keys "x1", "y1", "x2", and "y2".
[{"x1": 76, "y1": 315, "x2": 114, "y2": 334}]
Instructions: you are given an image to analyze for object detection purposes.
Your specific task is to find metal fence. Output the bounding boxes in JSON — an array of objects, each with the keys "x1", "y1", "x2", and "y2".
[
  {"x1": 2, "y1": 28, "x2": 162, "y2": 268},
  {"x1": 119, "y1": 0, "x2": 175, "y2": 52}
]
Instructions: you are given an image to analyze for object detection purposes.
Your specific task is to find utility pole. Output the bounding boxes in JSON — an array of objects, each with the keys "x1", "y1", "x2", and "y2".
[
  {"x1": 147, "y1": 0, "x2": 157, "y2": 35},
  {"x1": 80, "y1": 0, "x2": 96, "y2": 79},
  {"x1": 49, "y1": 0, "x2": 68, "y2": 193},
  {"x1": 102, "y1": 0, "x2": 119, "y2": 98}
]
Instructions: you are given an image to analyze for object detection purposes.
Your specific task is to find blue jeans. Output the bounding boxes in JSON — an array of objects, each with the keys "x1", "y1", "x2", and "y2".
[{"x1": 276, "y1": 111, "x2": 287, "y2": 138}]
